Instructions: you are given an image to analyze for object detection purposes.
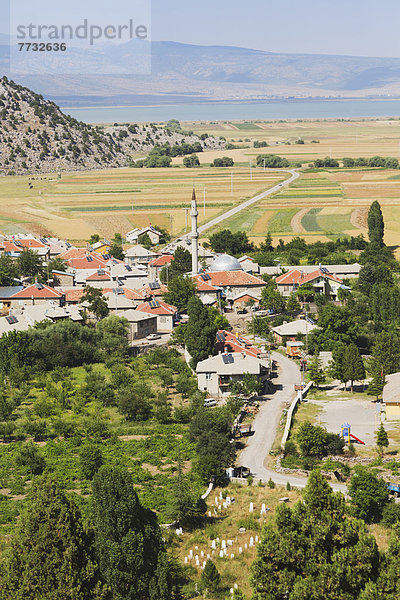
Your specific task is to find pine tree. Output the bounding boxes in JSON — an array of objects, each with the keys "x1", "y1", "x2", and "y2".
[
  {"x1": 184, "y1": 295, "x2": 217, "y2": 368},
  {"x1": 0, "y1": 474, "x2": 103, "y2": 599},
  {"x1": 200, "y1": 560, "x2": 221, "y2": 593},
  {"x1": 343, "y1": 344, "x2": 366, "y2": 392},
  {"x1": 367, "y1": 360, "x2": 385, "y2": 401},
  {"x1": 368, "y1": 200, "x2": 384, "y2": 247},
  {"x1": 92, "y1": 465, "x2": 178, "y2": 600},
  {"x1": 376, "y1": 423, "x2": 389, "y2": 455},
  {"x1": 307, "y1": 354, "x2": 326, "y2": 388},
  {"x1": 286, "y1": 293, "x2": 301, "y2": 314}
]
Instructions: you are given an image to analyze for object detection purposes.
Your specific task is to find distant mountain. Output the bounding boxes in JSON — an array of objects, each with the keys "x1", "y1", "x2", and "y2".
[
  {"x1": 0, "y1": 77, "x2": 225, "y2": 175},
  {"x1": 3, "y1": 41, "x2": 400, "y2": 106}
]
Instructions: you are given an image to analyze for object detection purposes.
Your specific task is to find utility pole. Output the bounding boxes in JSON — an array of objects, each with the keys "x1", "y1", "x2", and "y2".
[
  {"x1": 184, "y1": 207, "x2": 190, "y2": 232},
  {"x1": 263, "y1": 158, "x2": 266, "y2": 171},
  {"x1": 169, "y1": 214, "x2": 173, "y2": 236}
]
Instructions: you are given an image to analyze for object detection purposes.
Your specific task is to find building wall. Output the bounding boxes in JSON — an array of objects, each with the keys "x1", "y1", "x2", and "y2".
[
  {"x1": 197, "y1": 372, "x2": 219, "y2": 396},
  {"x1": 10, "y1": 297, "x2": 61, "y2": 308},
  {"x1": 386, "y1": 404, "x2": 400, "y2": 419},
  {"x1": 129, "y1": 316, "x2": 157, "y2": 341},
  {"x1": 156, "y1": 314, "x2": 174, "y2": 332}
]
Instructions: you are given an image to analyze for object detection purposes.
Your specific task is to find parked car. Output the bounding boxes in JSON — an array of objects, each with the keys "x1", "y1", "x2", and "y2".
[
  {"x1": 146, "y1": 333, "x2": 161, "y2": 340},
  {"x1": 204, "y1": 398, "x2": 217, "y2": 408}
]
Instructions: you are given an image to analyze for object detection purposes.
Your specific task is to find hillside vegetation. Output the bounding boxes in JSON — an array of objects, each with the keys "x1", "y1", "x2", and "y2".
[{"x1": 0, "y1": 77, "x2": 225, "y2": 175}]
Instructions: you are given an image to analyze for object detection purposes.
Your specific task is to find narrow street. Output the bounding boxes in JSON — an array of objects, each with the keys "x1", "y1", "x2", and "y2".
[{"x1": 239, "y1": 351, "x2": 348, "y2": 493}]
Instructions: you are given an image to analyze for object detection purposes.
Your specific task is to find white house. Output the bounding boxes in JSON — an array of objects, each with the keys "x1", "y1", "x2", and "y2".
[
  {"x1": 196, "y1": 352, "x2": 269, "y2": 398},
  {"x1": 126, "y1": 226, "x2": 162, "y2": 245}
]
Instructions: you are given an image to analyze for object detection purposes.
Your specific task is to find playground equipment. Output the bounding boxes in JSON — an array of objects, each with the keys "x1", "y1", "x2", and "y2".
[{"x1": 340, "y1": 422, "x2": 365, "y2": 445}]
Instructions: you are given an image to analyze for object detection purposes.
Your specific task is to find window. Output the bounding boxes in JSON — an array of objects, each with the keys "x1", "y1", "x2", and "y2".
[{"x1": 205, "y1": 373, "x2": 212, "y2": 380}]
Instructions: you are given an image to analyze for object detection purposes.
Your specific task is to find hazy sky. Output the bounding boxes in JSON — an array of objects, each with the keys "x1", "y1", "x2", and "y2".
[
  {"x1": 3, "y1": 0, "x2": 400, "y2": 57},
  {"x1": 152, "y1": 0, "x2": 400, "y2": 57}
]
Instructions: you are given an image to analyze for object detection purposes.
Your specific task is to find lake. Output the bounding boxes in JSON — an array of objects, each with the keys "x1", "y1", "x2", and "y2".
[{"x1": 61, "y1": 99, "x2": 400, "y2": 124}]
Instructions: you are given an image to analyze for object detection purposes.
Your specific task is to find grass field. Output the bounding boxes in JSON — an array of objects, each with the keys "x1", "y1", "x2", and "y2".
[
  {"x1": 3, "y1": 118, "x2": 400, "y2": 248},
  {"x1": 0, "y1": 167, "x2": 285, "y2": 243}
]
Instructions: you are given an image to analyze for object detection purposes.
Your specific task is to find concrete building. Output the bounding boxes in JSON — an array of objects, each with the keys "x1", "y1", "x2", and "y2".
[
  {"x1": 383, "y1": 373, "x2": 400, "y2": 419},
  {"x1": 136, "y1": 299, "x2": 178, "y2": 332},
  {"x1": 10, "y1": 283, "x2": 65, "y2": 308},
  {"x1": 275, "y1": 267, "x2": 343, "y2": 299},
  {"x1": 124, "y1": 245, "x2": 158, "y2": 268},
  {"x1": 272, "y1": 318, "x2": 319, "y2": 344},
  {"x1": 126, "y1": 226, "x2": 162, "y2": 245},
  {"x1": 196, "y1": 352, "x2": 269, "y2": 398},
  {"x1": 115, "y1": 309, "x2": 157, "y2": 341}
]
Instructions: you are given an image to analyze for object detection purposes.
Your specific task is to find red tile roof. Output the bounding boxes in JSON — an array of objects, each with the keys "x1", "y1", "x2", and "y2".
[
  {"x1": 203, "y1": 271, "x2": 266, "y2": 288},
  {"x1": 149, "y1": 255, "x2": 174, "y2": 267},
  {"x1": 142, "y1": 283, "x2": 168, "y2": 298},
  {"x1": 192, "y1": 275, "x2": 219, "y2": 293},
  {"x1": 86, "y1": 271, "x2": 112, "y2": 281},
  {"x1": 137, "y1": 300, "x2": 177, "y2": 316},
  {"x1": 68, "y1": 255, "x2": 109, "y2": 270},
  {"x1": 216, "y1": 330, "x2": 261, "y2": 358},
  {"x1": 276, "y1": 268, "x2": 342, "y2": 286},
  {"x1": 65, "y1": 289, "x2": 86, "y2": 302},
  {"x1": 11, "y1": 284, "x2": 63, "y2": 299},
  {"x1": 59, "y1": 248, "x2": 88, "y2": 260}
]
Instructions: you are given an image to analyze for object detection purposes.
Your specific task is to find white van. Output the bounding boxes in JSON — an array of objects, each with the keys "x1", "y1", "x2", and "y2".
[{"x1": 204, "y1": 398, "x2": 217, "y2": 408}]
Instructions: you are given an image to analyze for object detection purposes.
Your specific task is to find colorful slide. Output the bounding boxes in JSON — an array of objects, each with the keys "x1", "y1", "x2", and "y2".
[{"x1": 350, "y1": 434, "x2": 365, "y2": 445}]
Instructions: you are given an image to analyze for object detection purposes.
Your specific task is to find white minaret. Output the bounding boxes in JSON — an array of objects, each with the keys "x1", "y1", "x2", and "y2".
[{"x1": 191, "y1": 187, "x2": 199, "y2": 275}]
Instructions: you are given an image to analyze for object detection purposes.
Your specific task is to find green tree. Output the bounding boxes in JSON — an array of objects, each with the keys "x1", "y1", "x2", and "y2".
[
  {"x1": 163, "y1": 275, "x2": 197, "y2": 312},
  {"x1": 82, "y1": 286, "x2": 109, "y2": 321},
  {"x1": 372, "y1": 331, "x2": 400, "y2": 376},
  {"x1": 80, "y1": 443, "x2": 103, "y2": 479},
  {"x1": 0, "y1": 254, "x2": 18, "y2": 285},
  {"x1": 261, "y1": 285, "x2": 286, "y2": 313},
  {"x1": 209, "y1": 229, "x2": 253, "y2": 255},
  {"x1": 17, "y1": 248, "x2": 43, "y2": 278},
  {"x1": 368, "y1": 200, "x2": 384, "y2": 246},
  {"x1": 368, "y1": 359, "x2": 385, "y2": 401},
  {"x1": 0, "y1": 475, "x2": 103, "y2": 599},
  {"x1": 166, "y1": 462, "x2": 206, "y2": 527},
  {"x1": 160, "y1": 247, "x2": 192, "y2": 283},
  {"x1": 190, "y1": 406, "x2": 235, "y2": 483},
  {"x1": 97, "y1": 315, "x2": 129, "y2": 357},
  {"x1": 286, "y1": 293, "x2": 301, "y2": 314},
  {"x1": 259, "y1": 232, "x2": 273, "y2": 252},
  {"x1": 183, "y1": 154, "x2": 200, "y2": 167},
  {"x1": 349, "y1": 467, "x2": 390, "y2": 523},
  {"x1": 376, "y1": 423, "x2": 389, "y2": 456},
  {"x1": 47, "y1": 257, "x2": 67, "y2": 274},
  {"x1": 251, "y1": 469, "x2": 379, "y2": 600},
  {"x1": 15, "y1": 441, "x2": 46, "y2": 475},
  {"x1": 184, "y1": 295, "x2": 218, "y2": 368},
  {"x1": 307, "y1": 354, "x2": 326, "y2": 388},
  {"x1": 200, "y1": 560, "x2": 221, "y2": 593},
  {"x1": 296, "y1": 421, "x2": 327, "y2": 457},
  {"x1": 343, "y1": 344, "x2": 366, "y2": 392},
  {"x1": 89, "y1": 234, "x2": 101, "y2": 244},
  {"x1": 109, "y1": 242, "x2": 124, "y2": 260},
  {"x1": 117, "y1": 383, "x2": 153, "y2": 421},
  {"x1": 92, "y1": 465, "x2": 178, "y2": 600}
]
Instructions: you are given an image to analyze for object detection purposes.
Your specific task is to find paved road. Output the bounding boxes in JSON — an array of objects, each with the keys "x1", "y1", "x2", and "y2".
[
  {"x1": 239, "y1": 351, "x2": 348, "y2": 494},
  {"x1": 179, "y1": 168, "x2": 299, "y2": 241}
]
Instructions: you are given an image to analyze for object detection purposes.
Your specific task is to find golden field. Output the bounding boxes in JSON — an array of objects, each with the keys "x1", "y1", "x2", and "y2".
[{"x1": 2, "y1": 118, "x2": 400, "y2": 247}]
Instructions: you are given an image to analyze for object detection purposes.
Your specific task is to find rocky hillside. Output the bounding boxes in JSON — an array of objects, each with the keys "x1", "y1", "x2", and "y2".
[{"x1": 0, "y1": 77, "x2": 226, "y2": 175}]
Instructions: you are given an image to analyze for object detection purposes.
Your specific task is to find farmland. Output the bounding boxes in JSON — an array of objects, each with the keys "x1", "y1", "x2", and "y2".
[
  {"x1": 2, "y1": 118, "x2": 400, "y2": 248},
  {"x1": 0, "y1": 167, "x2": 285, "y2": 243}
]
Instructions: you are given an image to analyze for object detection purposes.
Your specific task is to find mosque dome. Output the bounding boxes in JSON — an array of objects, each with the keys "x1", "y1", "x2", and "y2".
[{"x1": 209, "y1": 254, "x2": 243, "y2": 272}]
